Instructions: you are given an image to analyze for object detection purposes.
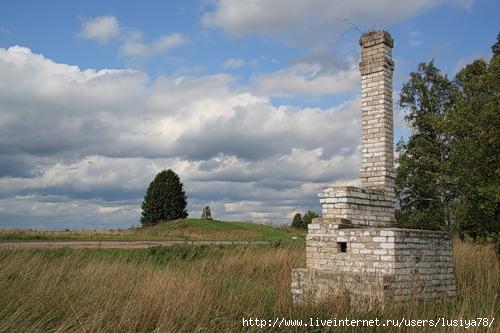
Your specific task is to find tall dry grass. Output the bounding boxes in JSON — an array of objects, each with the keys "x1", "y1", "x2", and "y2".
[{"x1": 0, "y1": 241, "x2": 498, "y2": 332}]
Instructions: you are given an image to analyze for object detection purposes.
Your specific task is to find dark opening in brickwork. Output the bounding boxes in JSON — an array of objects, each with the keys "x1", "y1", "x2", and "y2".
[{"x1": 338, "y1": 242, "x2": 347, "y2": 253}]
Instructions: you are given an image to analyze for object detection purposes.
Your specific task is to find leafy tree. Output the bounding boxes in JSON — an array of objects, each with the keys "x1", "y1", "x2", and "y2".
[
  {"x1": 395, "y1": 61, "x2": 456, "y2": 230},
  {"x1": 396, "y1": 33, "x2": 500, "y2": 242},
  {"x1": 291, "y1": 213, "x2": 303, "y2": 228},
  {"x1": 140, "y1": 169, "x2": 188, "y2": 225},
  {"x1": 448, "y1": 54, "x2": 500, "y2": 240},
  {"x1": 302, "y1": 211, "x2": 319, "y2": 226}
]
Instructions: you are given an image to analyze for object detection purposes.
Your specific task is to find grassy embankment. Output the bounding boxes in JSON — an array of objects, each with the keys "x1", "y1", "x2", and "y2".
[
  {"x1": 0, "y1": 219, "x2": 305, "y2": 242},
  {"x1": 0, "y1": 240, "x2": 498, "y2": 332}
]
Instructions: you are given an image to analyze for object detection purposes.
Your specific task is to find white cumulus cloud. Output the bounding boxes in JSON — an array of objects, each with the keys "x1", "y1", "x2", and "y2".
[
  {"x1": 252, "y1": 60, "x2": 359, "y2": 97},
  {"x1": 223, "y1": 58, "x2": 244, "y2": 69},
  {"x1": 120, "y1": 32, "x2": 186, "y2": 58},
  {"x1": 0, "y1": 46, "x2": 366, "y2": 227},
  {"x1": 78, "y1": 16, "x2": 121, "y2": 43},
  {"x1": 202, "y1": 0, "x2": 442, "y2": 42}
]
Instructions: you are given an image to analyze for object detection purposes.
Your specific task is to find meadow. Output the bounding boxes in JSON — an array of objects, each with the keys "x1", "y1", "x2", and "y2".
[
  {"x1": 0, "y1": 238, "x2": 498, "y2": 332},
  {"x1": 0, "y1": 219, "x2": 303, "y2": 242}
]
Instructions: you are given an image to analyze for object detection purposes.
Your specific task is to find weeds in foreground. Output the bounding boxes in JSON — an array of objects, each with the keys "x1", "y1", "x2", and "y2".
[{"x1": 0, "y1": 241, "x2": 498, "y2": 332}]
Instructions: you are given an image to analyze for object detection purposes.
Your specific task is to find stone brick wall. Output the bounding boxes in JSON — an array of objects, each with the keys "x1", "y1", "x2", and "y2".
[
  {"x1": 359, "y1": 30, "x2": 395, "y2": 200},
  {"x1": 316, "y1": 30, "x2": 396, "y2": 227},
  {"x1": 292, "y1": 269, "x2": 387, "y2": 307},
  {"x1": 319, "y1": 186, "x2": 394, "y2": 227},
  {"x1": 291, "y1": 30, "x2": 456, "y2": 307},
  {"x1": 293, "y1": 227, "x2": 456, "y2": 304}
]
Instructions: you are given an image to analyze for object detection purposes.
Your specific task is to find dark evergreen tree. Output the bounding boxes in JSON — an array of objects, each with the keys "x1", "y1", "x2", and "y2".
[
  {"x1": 291, "y1": 213, "x2": 303, "y2": 228},
  {"x1": 492, "y1": 31, "x2": 500, "y2": 56},
  {"x1": 395, "y1": 61, "x2": 456, "y2": 230},
  {"x1": 140, "y1": 169, "x2": 188, "y2": 225}
]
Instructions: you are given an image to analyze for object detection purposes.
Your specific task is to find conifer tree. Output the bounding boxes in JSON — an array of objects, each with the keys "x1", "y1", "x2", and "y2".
[
  {"x1": 291, "y1": 213, "x2": 302, "y2": 228},
  {"x1": 140, "y1": 169, "x2": 188, "y2": 225},
  {"x1": 302, "y1": 211, "x2": 319, "y2": 228}
]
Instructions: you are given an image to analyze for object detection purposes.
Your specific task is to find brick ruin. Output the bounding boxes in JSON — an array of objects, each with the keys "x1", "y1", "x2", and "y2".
[{"x1": 291, "y1": 31, "x2": 456, "y2": 306}]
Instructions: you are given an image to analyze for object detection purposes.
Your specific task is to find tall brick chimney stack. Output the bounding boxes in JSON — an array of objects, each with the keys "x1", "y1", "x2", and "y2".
[
  {"x1": 292, "y1": 31, "x2": 456, "y2": 306},
  {"x1": 359, "y1": 31, "x2": 395, "y2": 202},
  {"x1": 317, "y1": 30, "x2": 396, "y2": 227}
]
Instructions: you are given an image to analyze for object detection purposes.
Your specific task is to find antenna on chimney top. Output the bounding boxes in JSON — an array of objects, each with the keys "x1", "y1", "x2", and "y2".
[
  {"x1": 340, "y1": 19, "x2": 378, "y2": 36},
  {"x1": 341, "y1": 18, "x2": 363, "y2": 35}
]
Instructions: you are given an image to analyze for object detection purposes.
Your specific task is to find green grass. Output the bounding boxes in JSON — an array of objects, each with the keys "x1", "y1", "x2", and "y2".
[{"x1": 0, "y1": 219, "x2": 306, "y2": 243}]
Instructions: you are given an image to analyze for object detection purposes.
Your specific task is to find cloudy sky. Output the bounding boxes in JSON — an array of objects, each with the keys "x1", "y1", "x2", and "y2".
[{"x1": 0, "y1": 0, "x2": 498, "y2": 229}]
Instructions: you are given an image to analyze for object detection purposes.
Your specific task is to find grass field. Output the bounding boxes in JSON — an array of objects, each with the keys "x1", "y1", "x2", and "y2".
[
  {"x1": 0, "y1": 219, "x2": 305, "y2": 243},
  {"x1": 0, "y1": 240, "x2": 498, "y2": 332}
]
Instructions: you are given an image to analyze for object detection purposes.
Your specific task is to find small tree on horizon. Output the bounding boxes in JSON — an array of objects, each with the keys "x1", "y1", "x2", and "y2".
[
  {"x1": 291, "y1": 211, "x2": 318, "y2": 229},
  {"x1": 302, "y1": 211, "x2": 319, "y2": 227},
  {"x1": 140, "y1": 169, "x2": 188, "y2": 226},
  {"x1": 291, "y1": 213, "x2": 302, "y2": 228}
]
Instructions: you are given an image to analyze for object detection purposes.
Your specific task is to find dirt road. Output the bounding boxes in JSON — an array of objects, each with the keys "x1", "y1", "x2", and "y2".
[{"x1": 0, "y1": 240, "x2": 271, "y2": 249}]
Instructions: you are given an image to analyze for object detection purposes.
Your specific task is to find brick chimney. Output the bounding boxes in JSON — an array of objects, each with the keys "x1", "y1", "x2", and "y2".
[{"x1": 359, "y1": 31, "x2": 395, "y2": 202}]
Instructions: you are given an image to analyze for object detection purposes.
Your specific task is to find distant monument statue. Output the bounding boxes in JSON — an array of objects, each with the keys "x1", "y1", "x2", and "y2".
[{"x1": 201, "y1": 206, "x2": 212, "y2": 220}]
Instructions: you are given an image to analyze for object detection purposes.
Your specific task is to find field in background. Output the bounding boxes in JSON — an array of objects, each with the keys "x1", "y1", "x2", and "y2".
[
  {"x1": 0, "y1": 240, "x2": 498, "y2": 332},
  {"x1": 0, "y1": 219, "x2": 305, "y2": 242}
]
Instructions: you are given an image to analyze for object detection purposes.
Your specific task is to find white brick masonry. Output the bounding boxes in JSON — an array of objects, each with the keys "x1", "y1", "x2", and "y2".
[
  {"x1": 292, "y1": 228, "x2": 456, "y2": 304},
  {"x1": 317, "y1": 31, "x2": 395, "y2": 227},
  {"x1": 291, "y1": 31, "x2": 456, "y2": 307}
]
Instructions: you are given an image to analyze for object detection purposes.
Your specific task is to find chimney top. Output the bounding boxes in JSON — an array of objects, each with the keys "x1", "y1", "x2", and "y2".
[{"x1": 359, "y1": 30, "x2": 393, "y2": 48}]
